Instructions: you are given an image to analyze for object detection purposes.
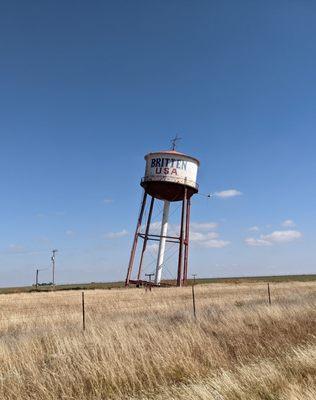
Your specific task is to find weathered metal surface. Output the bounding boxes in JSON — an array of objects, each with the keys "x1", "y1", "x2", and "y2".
[
  {"x1": 125, "y1": 191, "x2": 147, "y2": 286},
  {"x1": 183, "y1": 197, "x2": 191, "y2": 285},
  {"x1": 137, "y1": 197, "x2": 155, "y2": 280},
  {"x1": 141, "y1": 150, "x2": 199, "y2": 202},
  {"x1": 177, "y1": 188, "x2": 187, "y2": 286}
]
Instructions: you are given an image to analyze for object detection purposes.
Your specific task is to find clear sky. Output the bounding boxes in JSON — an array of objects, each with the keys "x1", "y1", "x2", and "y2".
[{"x1": 0, "y1": 1, "x2": 315, "y2": 287}]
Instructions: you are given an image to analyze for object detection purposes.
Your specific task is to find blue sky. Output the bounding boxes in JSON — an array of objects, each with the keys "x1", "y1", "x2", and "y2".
[{"x1": 0, "y1": 1, "x2": 315, "y2": 287}]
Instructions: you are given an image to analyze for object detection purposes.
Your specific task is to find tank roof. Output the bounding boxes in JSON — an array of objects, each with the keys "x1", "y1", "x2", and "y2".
[{"x1": 145, "y1": 150, "x2": 200, "y2": 165}]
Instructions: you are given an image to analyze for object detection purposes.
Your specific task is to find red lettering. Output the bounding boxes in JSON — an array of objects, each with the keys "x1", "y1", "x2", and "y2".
[
  {"x1": 171, "y1": 168, "x2": 177, "y2": 175},
  {"x1": 163, "y1": 167, "x2": 169, "y2": 174}
]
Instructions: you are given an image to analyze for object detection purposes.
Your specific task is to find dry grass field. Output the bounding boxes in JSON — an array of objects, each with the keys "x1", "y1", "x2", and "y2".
[{"x1": 0, "y1": 281, "x2": 315, "y2": 399}]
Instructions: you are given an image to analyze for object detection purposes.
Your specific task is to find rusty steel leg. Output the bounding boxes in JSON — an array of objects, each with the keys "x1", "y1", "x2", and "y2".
[
  {"x1": 137, "y1": 196, "x2": 155, "y2": 281},
  {"x1": 183, "y1": 197, "x2": 191, "y2": 285},
  {"x1": 125, "y1": 191, "x2": 147, "y2": 286},
  {"x1": 177, "y1": 187, "x2": 187, "y2": 287}
]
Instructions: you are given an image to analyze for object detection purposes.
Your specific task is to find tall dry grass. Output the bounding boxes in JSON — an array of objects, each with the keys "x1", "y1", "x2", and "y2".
[{"x1": 0, "y1": 281, "x2": 315, "y2": 399}]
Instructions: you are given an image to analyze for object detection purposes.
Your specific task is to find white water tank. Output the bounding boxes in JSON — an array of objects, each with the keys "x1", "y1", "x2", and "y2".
[{"x1": 141, "y1": 150, "x2": 199, "y2": 202}]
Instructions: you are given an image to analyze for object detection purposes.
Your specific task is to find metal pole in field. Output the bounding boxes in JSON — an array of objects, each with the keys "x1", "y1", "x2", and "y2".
[
  {"x1": 82, "y1": 292, "x2": 86, "y2": 331},
  {"x1": 267, "y1": 283, "x2": 271, "y2": 305},
  {"x1": 35, "y1": 269, "x2": 39, "y2": 289},
  {"x1": 51, "y1": 249, "x2": 58, "y2": 287},
  {"x1": 192, "y1": 275, "x2": 197, "y2": 320}
]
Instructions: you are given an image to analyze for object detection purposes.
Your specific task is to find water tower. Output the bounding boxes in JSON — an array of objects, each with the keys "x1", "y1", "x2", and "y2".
[{"x1": 125, "y1": 139, "x2": 200, "y2": 287}]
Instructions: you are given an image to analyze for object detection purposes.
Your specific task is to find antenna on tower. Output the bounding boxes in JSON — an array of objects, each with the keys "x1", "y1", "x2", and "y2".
[{"x1": 170, "y1": 134, "x2": 181, "y2": 151}]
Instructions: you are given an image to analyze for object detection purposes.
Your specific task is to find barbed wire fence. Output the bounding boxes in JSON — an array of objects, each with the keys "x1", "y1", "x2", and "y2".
[{"x1": 1, "y1": 282, "x2": 313, "y2": 330}]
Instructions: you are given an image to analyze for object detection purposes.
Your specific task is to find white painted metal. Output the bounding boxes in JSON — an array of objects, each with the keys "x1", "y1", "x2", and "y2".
[
  {"x1": 155, "y1": 200, "x2": 170, "y2": 285},
  {"x1": 143, "y1": 151, "x2": 199, "y2": 190}
]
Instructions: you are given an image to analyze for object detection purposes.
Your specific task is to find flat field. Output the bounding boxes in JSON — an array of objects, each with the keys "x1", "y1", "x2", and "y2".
[{"x1": 0, "y1": 281, "x2": 315, "y2": 399}]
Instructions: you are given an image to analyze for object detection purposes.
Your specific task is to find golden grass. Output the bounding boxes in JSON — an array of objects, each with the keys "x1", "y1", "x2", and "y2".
[{"x1": 0, "y1": 281, "x2": 315, "y2": 399}]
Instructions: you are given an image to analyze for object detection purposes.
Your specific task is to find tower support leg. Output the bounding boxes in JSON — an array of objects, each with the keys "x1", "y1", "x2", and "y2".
[
  {"x1": 183, "y1": 197, "x2": 191, "y2": 285},
  {"x1": 177, "y1": 188, "x2": 187, "y2": 286},
  {"x1": 155, "y1": 200, "x2": 170, "y2": 285},
  {"x1": 137, "y1": 196, "x2": 155, "y2": 281},
  {"x1": 125, "y1": 191, "x2": 147, "y2": 286}
]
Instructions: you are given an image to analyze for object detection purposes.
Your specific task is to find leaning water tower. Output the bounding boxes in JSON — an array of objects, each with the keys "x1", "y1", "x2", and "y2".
[{"x1": 125, "y1": 139, "x2": 200, "y2": 287}]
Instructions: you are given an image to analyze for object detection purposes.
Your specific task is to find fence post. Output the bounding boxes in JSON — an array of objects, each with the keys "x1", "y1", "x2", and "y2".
[
  {"x1": 267, "y1": 283, "x2": 271, "y2": 305},
  {"x1": 192, "y1": 282, "x2": 197, "y2": 320},
  {"x1": 82, "y1": 291, "x2": 86, "y2": 331}
]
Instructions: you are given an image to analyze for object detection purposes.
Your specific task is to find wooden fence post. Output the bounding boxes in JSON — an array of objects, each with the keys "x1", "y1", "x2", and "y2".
[
  {"x1": 82, "y1": 291, "x2": 86, "y2": 330},
  {"x1": 192, "y1": 283, "x2": 197, "y2": 320},
  {"x1": 267, "y1": 283, "x2": 271, "y2": 305}
]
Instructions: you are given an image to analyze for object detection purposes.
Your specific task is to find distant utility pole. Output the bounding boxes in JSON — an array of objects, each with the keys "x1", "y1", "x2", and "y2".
[
  {"x1": 192, "y1": 273, "x2": 197, "y2": 285},
  {"x1": 35, "y1": 268, "x2": 39, "y2": 289},
  {"x1": 51, "y1": 249, "x2": 58, "y2": 286}
]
